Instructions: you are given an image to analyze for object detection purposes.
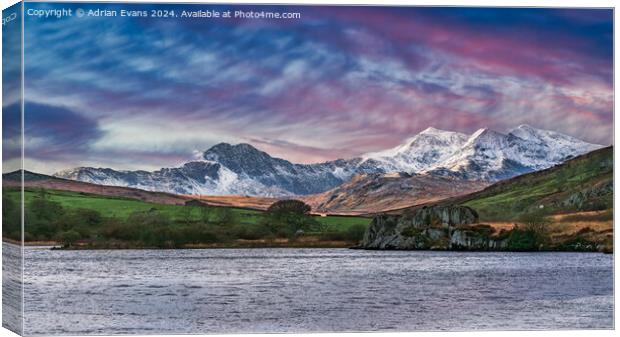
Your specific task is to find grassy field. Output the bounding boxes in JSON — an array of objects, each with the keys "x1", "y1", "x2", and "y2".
[{"x1": 4, "y1": 187, "x2": 371, "y2": 232}]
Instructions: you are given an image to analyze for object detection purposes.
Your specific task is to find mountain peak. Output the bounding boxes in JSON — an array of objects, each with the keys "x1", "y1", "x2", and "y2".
[
  {"x1": 469, "y1": 128, "x2": 504, "y2": 141},
  {"x1": 420, "y1": 127, "x2": 445, "y2": 135},
  {"x1": 508, "y1": 125, "x2": 601, "y2": 146},
  {"x1": 204, "y1": 142, "x2": 262, "y2": 156},
  {"x1": 362, "y1": 127, "x2": 469, "y2": 173},
  {"x1": 460, "y1": 128, "x2": 511, "y2": 154},
  {"x1": 470, "y1": 128, "x2": 488, "y2": 137},
  {"x1": 205, "y1": 142, "x2": 257, "y2": 152},
  {"x1": 514, "y1": 124, "x2": 535, "y2": 131},
  {"x1": 418, "y1": 127, "x2": 467, "y2": 138},
  {"x1": 508, "y1": 124, "x2": 548, "y2": 139}
]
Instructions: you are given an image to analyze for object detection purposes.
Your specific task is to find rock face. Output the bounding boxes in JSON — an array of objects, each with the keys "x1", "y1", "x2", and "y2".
[
  {"x1": 360, "y1": 206, "x2": 508, "y2": 250},
  {"x1": 560, "y1": 179, "x2": 613, "y2": 211},
  {"x1": 449, "y1": 226, "x2": 509, "y2": 251}
]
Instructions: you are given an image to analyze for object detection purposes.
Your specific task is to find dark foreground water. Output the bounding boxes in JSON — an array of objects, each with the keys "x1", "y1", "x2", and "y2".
[{"x1": 17, "y1": 246, "x2": 613, "y2": 335}]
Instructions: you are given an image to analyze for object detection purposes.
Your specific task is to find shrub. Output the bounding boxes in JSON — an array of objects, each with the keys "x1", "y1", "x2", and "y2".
[
  {"x1": 178, "y1": 224, "x2": 225, "y2": 244},
  {"x1": 213, "y1": 207, "x2": 238, "y2": 226},
  {"x1": 28, "y1": 190, "x2": 65, "y2": 223},
  {"x1": 56, "y1": 230, "x2": 81, "y2": 248},
  {"x1": 58, "y1": 208, "x2": 104, "y2": 233},
  {"x1": 505, "y1": 229, "x2": 538, "y2": 251},
  {"x1": 345, "y1": 224, "x2": 367, "y2": 242},
  {"x1": 127, "y1": 209, "x2": 171, "y2": 228},
  {"x1": 263, "y1": 200, "x2": 319, "y2": 237},
  {"x1": 267, "y1": 200, "x2": 311, "y2": 216},
  {"x1": 199, "y1": 206, "x2": 213, "y2": 224},
  {"x1": 320, "y1": 231, "x2": 347, "y2": 241},
  {"x1": 518, "y1": 209, "x2": 551, "y2": 246},
  {"x1": 575, "y1": 226, "x2": 594, "y2": 236},
  {"x1": 2, "y1": 195, "x2": 21, "y2": 240},
  {"x1": 467, "y1": 224, "x2": 495, "y2": 237},
  {"x1": 101, "y1": 219, "x2": 140, "y2": 241},
  {"x1": 230, "y1": 224, "x2": 270, "y2": 240}
]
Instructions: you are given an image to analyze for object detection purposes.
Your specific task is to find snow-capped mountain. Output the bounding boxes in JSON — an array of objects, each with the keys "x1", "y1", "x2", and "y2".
[
  {"x1": 362, "y1": 127, "x2": 469, "y2": 172},
  {"x1": 55, "y1": 125, "x2": 603, "y2": 196},
  {"x1": 56, "y1": 143, "x2": 383, "y2": 197},
  {"x1": 362, "y1": 125, "x2": 602, "y2": 181},
  {"x1": 508, "y1": 124, "x2": 600, "y2": 156},
  {"x1": 432, "y1": 125, "x2": 602, "y2": 180}
]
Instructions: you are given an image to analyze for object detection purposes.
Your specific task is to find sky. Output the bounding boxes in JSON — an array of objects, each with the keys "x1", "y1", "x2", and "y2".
[{"x1": 6, "y1": 3, "x2": 614, "y2": 173}]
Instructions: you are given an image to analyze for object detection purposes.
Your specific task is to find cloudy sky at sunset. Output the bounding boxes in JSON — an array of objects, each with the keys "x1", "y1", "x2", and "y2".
[{"x1": 11, "y1": 3, "x2": 613, "y2": 173}]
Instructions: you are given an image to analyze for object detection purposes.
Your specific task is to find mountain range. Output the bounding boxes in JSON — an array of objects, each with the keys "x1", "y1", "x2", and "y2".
[
  {"x1": 362, "y1": 124, "x2": 602, "y2": 180},
  {"x1": 54, "y1": 125, "x2": 602, "y2": 197}
]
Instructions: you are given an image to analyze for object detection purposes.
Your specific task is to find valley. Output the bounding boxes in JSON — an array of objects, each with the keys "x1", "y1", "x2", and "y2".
[{"x1": 2, "y1": 127, "x2": 612, "y2": 251}]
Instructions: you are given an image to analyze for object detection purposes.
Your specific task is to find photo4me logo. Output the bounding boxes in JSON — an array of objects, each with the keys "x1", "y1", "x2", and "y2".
[{"x1": 2, "y1": 12, "x2": 17, "y2": 26}]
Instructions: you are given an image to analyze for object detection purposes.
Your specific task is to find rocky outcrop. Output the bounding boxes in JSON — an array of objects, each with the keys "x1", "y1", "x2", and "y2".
[
  {"x1": 360, "y1": 205, "x2": 508, "y2": 250},
  {"x1": 449, "y1": 225, "x2": 509, "y2": 250},
  {"x1": 560, "y1": 179, "x2": 613, "y2": 211}
]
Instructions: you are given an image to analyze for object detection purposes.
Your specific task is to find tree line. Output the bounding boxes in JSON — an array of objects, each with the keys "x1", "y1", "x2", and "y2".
[{"x1": 2, "y1": 190, "x2": 366, "y2": 248}]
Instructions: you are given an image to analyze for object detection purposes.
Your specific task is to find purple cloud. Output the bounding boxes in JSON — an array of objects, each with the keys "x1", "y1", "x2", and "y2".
[{"x1": 20, "y1": 4, "x2": 613, "y2": 172}]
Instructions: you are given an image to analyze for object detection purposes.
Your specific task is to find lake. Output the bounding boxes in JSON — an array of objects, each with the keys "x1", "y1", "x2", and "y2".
[{"x1": 15, "y1": 245, "x2": 614, "y2": 335}]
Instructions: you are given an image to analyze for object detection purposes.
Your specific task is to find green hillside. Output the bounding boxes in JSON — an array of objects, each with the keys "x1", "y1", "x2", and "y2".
[
  {"x1": 4, "y1": 188, "x2": 263, "y2": 224},
  {"x1": 458, "y1": 147, "x2": 613, "y2": 221},
  {"x1": 2, "y1": 187, "x2": 371, "y2": 248}
]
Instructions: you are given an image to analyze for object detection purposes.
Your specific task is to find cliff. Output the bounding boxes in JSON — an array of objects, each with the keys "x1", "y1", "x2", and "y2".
[{"x1": 360, "y1": 206, "x2": 509, "y2": 250}]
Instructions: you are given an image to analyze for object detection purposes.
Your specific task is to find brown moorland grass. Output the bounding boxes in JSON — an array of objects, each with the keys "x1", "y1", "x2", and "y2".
[{"x1": 484, "y1": 210, "x2": 613, "y2": 242}]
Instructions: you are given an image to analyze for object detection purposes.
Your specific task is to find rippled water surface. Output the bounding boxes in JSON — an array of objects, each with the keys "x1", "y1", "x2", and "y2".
[{"x1": 20, "y1": 246, "x2": 613, "y2": 335}]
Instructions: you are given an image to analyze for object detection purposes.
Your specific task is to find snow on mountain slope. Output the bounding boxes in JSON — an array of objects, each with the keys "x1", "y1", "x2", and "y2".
[
  {"x1": 54, "y1": 125, "x2": 603, "y2": 196},
  {"x1": 56, "y1": 144, "x2": 375, "y2": 197},
  {"x1": 435, "y1": 126, "x2": 603, "y2": 181},
  {"x1": 436, "y1": 128, "x2": 534, "y2": 180},
  {"x1": 508, "y1": 124, "x2": 601, "y2": 159},
  {"x1": 362, "y1": 127, "x2": 468, "y2": 173}
]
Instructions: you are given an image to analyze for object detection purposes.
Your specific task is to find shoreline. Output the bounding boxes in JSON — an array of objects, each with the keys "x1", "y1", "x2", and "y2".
[
  {"x1": 3, "y1": 239, "x2": 612, "y2": 253},
  {"x1": 3, "y1": 238, "x2": 356, "y2": 250}
]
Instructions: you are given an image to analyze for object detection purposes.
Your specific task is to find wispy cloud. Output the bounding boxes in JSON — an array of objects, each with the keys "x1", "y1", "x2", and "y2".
[{"x1": 18, "y1": 4, "x2": 613, "y2": 173}]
